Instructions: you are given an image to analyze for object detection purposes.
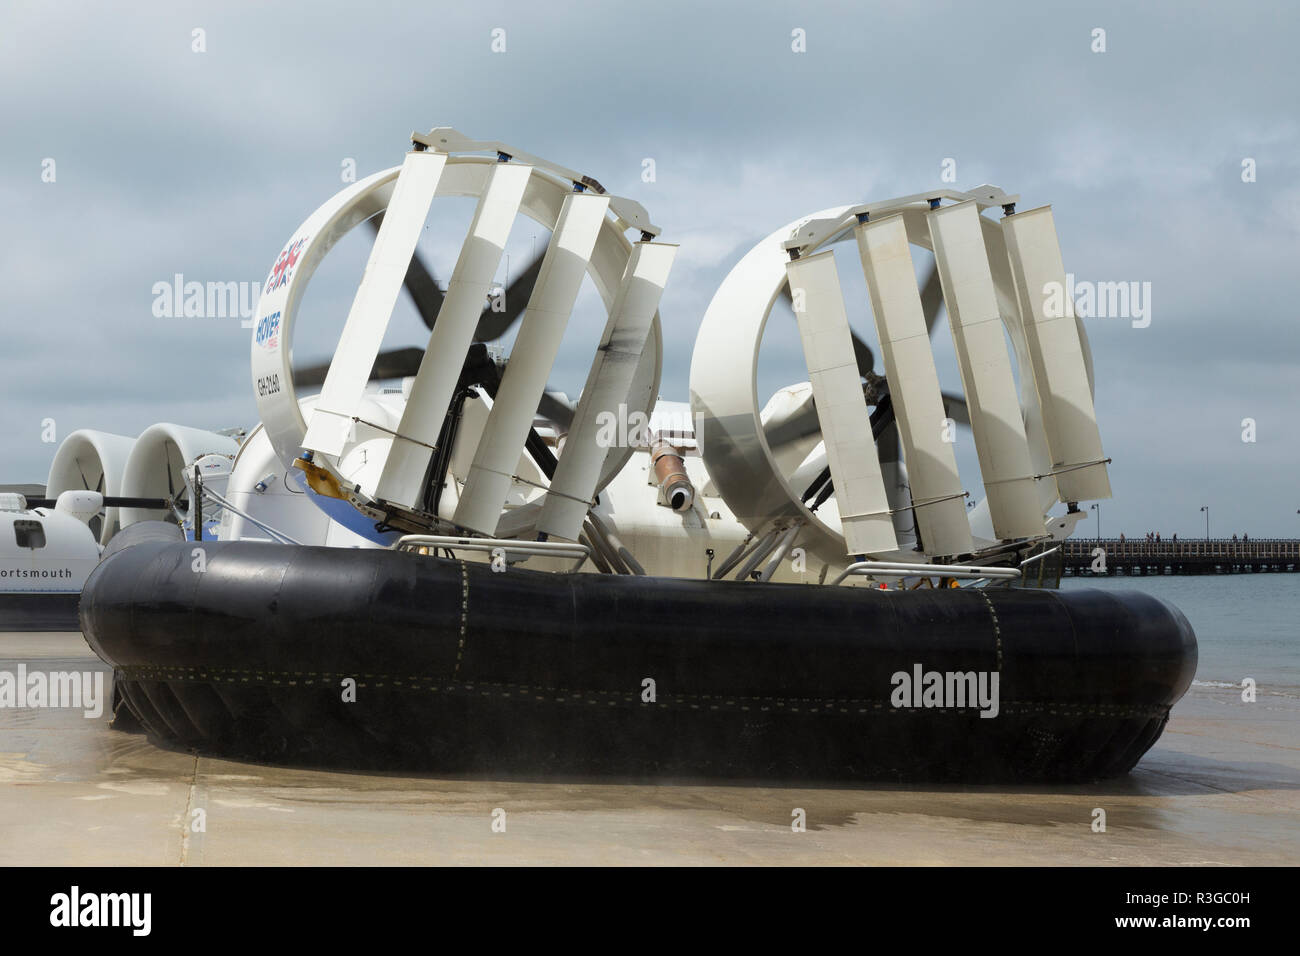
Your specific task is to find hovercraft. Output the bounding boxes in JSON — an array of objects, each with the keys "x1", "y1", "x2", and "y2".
[{"x1": 73, "y1": 128, "x2": 1197, "y2": 781}]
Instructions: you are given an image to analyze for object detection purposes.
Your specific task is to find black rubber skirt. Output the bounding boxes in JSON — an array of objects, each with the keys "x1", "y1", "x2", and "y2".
[{"x1": 79, "y1": 540, "x2": 1197, "y2": 782}]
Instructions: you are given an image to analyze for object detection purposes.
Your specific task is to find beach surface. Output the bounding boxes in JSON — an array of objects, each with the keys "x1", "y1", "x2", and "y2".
[{"x1": 1, "y1": 631, "x2": 1296, "y2": 866}]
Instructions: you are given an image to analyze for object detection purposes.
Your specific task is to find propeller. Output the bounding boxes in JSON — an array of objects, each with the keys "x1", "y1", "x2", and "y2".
[
  {"x1": 472, "y1": 251, "x2": 545, "y2": 343},
  {"x1": 536, "y1": 391, "x2": 576, "y2": 432},
  {"x1": 777, "y1": 260, "x2": 943, "y2": 379},
  {"x1": 163, "y1": 443, "x2": 190, "y2": 526},
  {"x1": 71, "y1": 457, "x2": 109, "y2": 537},
  {"x1": 362, "y1": 213, "x2": 544, "y2": 341},
  {"x1": 91, "y1": 469, "x2": 105, "y2": 537},
  {"x1": 290, "y1": 216, "x2": 569, "y2": 431},
  {"x1": 458, "y1": 344, "x2": 559, "y2": 480},
  {"x1": 378, "y1": 219, "x2": 445, "y2": 330},
  {"x1": 293, "y1": 347, "x2": 428, "y2": 389},
  {"x1": 767, "y1": 259, "x2": 966, "y2": 456},
  {"x1": 293, "y1": 217, "x2": 545, "y2": 383},
  {"x1": 941, "y1": 391, "x2": 970, "y2": 427},
  {"x1": 801, "y1": 393, "x2": 896, "y2": 509}
]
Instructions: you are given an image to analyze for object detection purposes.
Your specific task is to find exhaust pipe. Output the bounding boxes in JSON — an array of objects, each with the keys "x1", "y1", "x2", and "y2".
[{"x1": 651, "y1": 439, "x2": 695, "y2": 512}]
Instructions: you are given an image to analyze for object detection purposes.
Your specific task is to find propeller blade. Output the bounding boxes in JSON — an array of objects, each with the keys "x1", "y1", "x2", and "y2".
[
  {"x1": 802, "y1": 393, "x2": 896, "y2": 506},
  {"x1": 537, "y1": 390, "x2": 575, "y2": 431},
  {"x1": 779, "y1": 260, "x2": 941, "y2": 369},
  {"x1": 369, "y1": 347, "x2": 426, "y2": 381},
  {"x1": 292, "y1": 360, "x2": 331, "y2": 388},
  {"x1": 849, "y1": 330, "x2": 875, "y2": 378},
  {"x1": 781, "y1": 277, "x2": 875, "y2": 378},
  {"x1": 166, "y1": 444, "x2": 189, "y2": 518},
  {"x1": 473, "y1": 252, "x2": 545, "y2": 343},
  {"x1": 870, "y1": 392, "x2": 896, "y2": 440},
  {"x1": 766, "y1": 372, "x2": 896, "y2": 456},
  {"x1": 940, "y1": 391, "x2": 970, "y2": 427},
  {"x1": 294, "y1": 347, "x2": 426, "y2": 388},
  {"x1": 778, "y1": 257, "x2": 948, "y2": 508},
  {"x1": 367, "y1": 215, "x2": 444, "y2": 330},
  {"x1": 458, "y1": 344, "x2": 559, "y2": 480}
]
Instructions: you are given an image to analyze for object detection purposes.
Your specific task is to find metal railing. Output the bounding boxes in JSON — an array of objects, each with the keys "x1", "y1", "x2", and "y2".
[
  {"x1": 395, "y1": 534, "x2": 590, "y2": 565},
  {"x1": 1063, "y1": 538, "x2": 1300, "y2": 560},
  {"x1": 830, "y1": 560, "x2": 1021, "y2": 587}
]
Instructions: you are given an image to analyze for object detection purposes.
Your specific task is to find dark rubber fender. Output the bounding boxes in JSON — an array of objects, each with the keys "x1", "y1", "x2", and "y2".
[{"x1": 80, "y1": 540, "x2": 1197, "y2": 782}]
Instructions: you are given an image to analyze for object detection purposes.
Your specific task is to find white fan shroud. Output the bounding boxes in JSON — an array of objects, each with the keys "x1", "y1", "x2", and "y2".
[
  {"x1": 689, "y1": 201, "x2": 1097, "y2": 567},
  {"x1": 249, "y1": 155, "x2": 664, "y2": 533}
]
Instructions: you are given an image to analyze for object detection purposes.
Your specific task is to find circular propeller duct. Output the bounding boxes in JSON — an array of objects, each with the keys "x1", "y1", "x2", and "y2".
[
  {"x1": 119, "y1": 423, "x2": 239, "y2": 529},
  {"x1": 250, "y1": 129, "x2": 674, "y2": 541},
  {"x1": 689, "y1": 187, "x2": 1103, "y2": 568},
  {"x1": 46, "y1": 429, "x2": 136, "y2": 544}
]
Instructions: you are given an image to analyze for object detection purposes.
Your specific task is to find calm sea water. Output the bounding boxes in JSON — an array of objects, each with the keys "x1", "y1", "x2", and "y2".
[{"x1": 1061, "y1": 573, "x2": 1300, "y2": 692}]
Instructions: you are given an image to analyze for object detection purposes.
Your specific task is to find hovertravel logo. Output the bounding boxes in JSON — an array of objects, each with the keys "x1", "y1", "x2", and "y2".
[
  {"x1": 255, "y1": 310, "x2": 281, "y2": 349},
  {"x1": 0, "y1": 665, "x2": 104, "y2": 718},
  {"x1": 890, "y1": 663, "x2": 1000, "y2": 718}
]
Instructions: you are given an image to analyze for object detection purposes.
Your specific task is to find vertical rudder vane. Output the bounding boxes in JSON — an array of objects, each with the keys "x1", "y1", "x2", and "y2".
[
  {"x1": 537, "y1": 239, "x2": 679, "y2": 542},
  {"x1": 374, "y1": 161, "x2": 534, "y2": 509},
  {"x1": 454, "y1": 191, "x2": 611, "y2": 535},
  {"x1": 301, "y1": 147, "x2": 447, "y2": 460},
  {"x1": 855, "y1": 215, "x2": 972, "y2": 556},
  {"x1": 784, "y1": 250, "x2": 898, "y2": 556},
  {"x1": 927, "y1": 201, "x2": 1044, "y2": 540},
  {"x1": 1001, "y1": 206, "x2": 1112, "y2": 504}
]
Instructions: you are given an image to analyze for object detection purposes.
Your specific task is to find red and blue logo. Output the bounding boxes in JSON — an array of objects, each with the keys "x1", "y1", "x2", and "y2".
[
  {"x1": 264, "y1": 236, "x2": 308, "y2": 294},
  {"x1": 255, "y1": 310, "x2": 281, "y2": 349}
]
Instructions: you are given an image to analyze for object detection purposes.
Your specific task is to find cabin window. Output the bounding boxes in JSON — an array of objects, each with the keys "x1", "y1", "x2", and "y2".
[{"x1": 13, "y1": 519, "x2": 46, "y2": 549}]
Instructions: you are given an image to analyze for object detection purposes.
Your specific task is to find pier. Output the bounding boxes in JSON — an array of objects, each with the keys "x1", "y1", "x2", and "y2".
[{"x1": 1062, "y1": 538, "x2": 1300, "y2": 575}]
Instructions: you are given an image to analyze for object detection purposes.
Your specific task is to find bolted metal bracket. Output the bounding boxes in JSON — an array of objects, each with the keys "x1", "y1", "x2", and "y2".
[{"x1": 411, "y1": 126, "x2": 662, "y2": 238}]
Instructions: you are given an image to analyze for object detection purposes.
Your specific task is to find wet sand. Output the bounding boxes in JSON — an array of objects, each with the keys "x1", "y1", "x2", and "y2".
[{"x1": 2, "y1": 631, "x2": 1296, "y2": 865}]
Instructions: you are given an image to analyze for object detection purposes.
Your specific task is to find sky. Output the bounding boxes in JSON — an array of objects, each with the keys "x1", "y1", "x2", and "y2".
[{"x1": 1, "y1": 0, "x2": 1297, "y2": 538}]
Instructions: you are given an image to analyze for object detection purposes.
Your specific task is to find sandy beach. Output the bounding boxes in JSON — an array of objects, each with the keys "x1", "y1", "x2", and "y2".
[{"x1": 1, "y1": 630, "x2": 1295, "y2": 866}]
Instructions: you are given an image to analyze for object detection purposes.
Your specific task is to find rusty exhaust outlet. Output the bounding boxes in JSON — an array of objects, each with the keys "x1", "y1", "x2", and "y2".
[{"x1": 651, "y1": 438, "x2": 695, "y2": 512}]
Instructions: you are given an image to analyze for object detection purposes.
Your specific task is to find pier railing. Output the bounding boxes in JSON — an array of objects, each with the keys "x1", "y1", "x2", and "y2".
[{"x1": 1061, "y1": 537, "x2": 1300, "y2": 574}]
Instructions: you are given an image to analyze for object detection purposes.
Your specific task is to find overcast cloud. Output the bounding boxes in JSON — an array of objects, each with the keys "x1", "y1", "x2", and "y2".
[{"x1": 2, "y1": 0, "x2": 1297, "y2": 538}]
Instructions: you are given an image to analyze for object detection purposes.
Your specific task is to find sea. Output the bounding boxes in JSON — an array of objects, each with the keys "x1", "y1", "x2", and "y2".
[{"x1": 1061, "y1": 572, "x2": 1300, "y2": 695}]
